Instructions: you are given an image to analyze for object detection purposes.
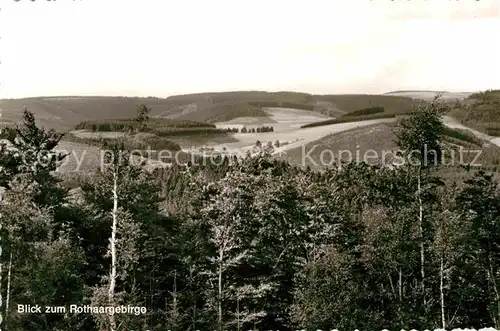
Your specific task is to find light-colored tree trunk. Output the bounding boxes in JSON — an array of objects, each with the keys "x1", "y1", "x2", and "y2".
[
  {"x1": 440, "y1": 255, "x2": 445, "y2": 329},
  {"x1": 5, "y1": 251, "x2": 12, "y2": 329},
  {"x1": 417, "y1": 168, "x2": 426, "y2": 307},
  {"x1": 108, "y1": 169, "x2": 118, "y2": 331},
  {"x1": 488, "y1": 254, "x2": 500, "y2": 330},
  {"x1": 0, "y1": 246, "x2": 2, "y2": 330},
  {"x1": 189, "y1": 267, "x2": 197, "y2": 330},
  {"x1": 218, "y1": 259, "x2": 223, "y2": 331},
  {"x1": 170, "y1": 270, "x2": 179, "y2": 320},
  {"x1": 192, "y1": 302, "x2": 197, "y2": 330},
  {"x1": 388, "y1": 273, "x2": 396, "y2": 299},
  {"x1": 398, "y1": 267, "x2": 402, "y2": 301},
  {"x1": 236, "y1": 293, "x2": 241, "y2": 331}
]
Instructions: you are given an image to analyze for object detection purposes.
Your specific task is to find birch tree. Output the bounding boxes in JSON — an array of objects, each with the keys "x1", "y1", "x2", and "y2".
[
  {"x1": 85, "y1": 141, "x2": 146, "y2": 331},
  {"x1": 394, "y1": 96, "x2": 449, "y2": 311}
]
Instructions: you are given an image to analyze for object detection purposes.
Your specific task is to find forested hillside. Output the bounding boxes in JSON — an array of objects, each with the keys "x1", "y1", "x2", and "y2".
[
  {"x1": 0, "y1": 92, "x2": 415, "y2": 131},
  {"x1": 1, "y1": 100, "x2": 500, "y2": 331}
]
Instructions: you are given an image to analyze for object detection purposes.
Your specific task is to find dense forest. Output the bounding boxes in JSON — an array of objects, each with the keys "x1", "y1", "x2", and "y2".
[{"x1": 1, "y1": 100, "x2": 500, "y2": 331}]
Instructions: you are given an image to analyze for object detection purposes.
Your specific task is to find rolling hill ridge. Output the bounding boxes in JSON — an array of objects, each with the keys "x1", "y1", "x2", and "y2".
[{"x1": 0, "y1": 91, "x2": 416, "y2": 131}]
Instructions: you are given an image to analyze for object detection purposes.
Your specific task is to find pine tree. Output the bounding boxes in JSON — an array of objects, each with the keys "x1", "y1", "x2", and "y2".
[
  {"x1": 135, "y1": 104, "x2": 151, "y2": 131},
  {"x1": 0, "y1": 107, "x2": 67, "y2": 207}
]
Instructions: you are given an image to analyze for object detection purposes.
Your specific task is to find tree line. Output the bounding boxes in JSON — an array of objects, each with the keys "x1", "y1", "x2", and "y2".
[
  {"x1": 241, "y1": 126, "x2": 274, "y2": 133},
  {"x1": 220, "y1": 126, "x2": 275, "y2": 134},
  {"x1": 0, "y1": 100, "x2": 499, "y2": 330}
]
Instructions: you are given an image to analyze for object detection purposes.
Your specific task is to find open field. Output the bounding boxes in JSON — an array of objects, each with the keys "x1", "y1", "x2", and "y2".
[
  {"x1": 55, "y1": 139, "x2": 171, "y2": 175},
  {"x1": 55, "y1": 140, "x2": 104, "y2": 173},
  {"x1": 201, "y1": 108, "x2": 397, "y2": 156},
  {"x1": 70, "y1": 130, "x2": 127, "y2": 139},
  {"x1": 216, "y1": 107, "x2": 329, "y2": 131}
]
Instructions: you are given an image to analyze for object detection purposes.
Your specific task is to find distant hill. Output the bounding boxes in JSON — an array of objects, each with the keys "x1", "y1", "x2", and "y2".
[
  {"x1": 386, "y1": 90, "x2": 450, "y2": 94},
  {"x1": 385, "y1": 90, "x2": 473, "y2": 101},
  {"x1": 0, "y1": 91, "x2": 416, "y2": 131}
]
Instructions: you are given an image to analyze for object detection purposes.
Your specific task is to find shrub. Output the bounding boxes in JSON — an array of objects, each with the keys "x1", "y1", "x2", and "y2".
[
  {"x1": 74, "y1": 118, "x2": 215, "y2": 132},
  {"x1": 346, "y1": 106, "x2": 385, "y2": 117}
]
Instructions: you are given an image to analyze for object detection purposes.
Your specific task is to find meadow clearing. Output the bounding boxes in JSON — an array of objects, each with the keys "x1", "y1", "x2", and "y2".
[{"x1": 207, "y1": 107, "x2": 396, "y2": 155}]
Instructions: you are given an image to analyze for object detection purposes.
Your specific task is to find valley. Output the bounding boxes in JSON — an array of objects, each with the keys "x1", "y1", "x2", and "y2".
[{"x1": 2, "y1": 90, "x2": 500, "y2": 174}]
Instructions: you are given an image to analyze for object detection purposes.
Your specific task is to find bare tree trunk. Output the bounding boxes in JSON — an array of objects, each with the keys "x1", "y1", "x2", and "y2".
[
  {"x1": 388, "y1": 274, "x2": 396, "y2": 299},
  {"x1": 397, "y1": 267, "x2": 404, "y2": 325},
  {"x1": 170, "y1": 270, "x2": 178, "y2": 320},
  {"x1": 440, "y1": 255, "x2": 445, "y2": 329},
  {"x1": 417, "y1": 168, "x2": 426, "y2": 307},
  {"x1": 488, "y1": 253, "x2": 500, "y2": 329},
  {"x1": 0, "y1": 249, "x2": 2, "y2": 330},
  {"x1": 398, "y1": 267, "x2": 402, "y2": 301},
  {"x1": 218, "y1": 262, "x2": 223, "y2": 331},
  {"x1": 108, "y1": 169, "x2": 118, "y2": 331},
  {"x1": 236, "y1": 295, "x2": 241, "y2": 331},
  {"x1": 5, "y1": 251, "x2": 12, "y2": 329},
  {"x1": 192, "y1": 302, "x2": 197, "y2": 330},
  {"x1": 189, "y1": 267, "x2": 197, "y2": 330}
]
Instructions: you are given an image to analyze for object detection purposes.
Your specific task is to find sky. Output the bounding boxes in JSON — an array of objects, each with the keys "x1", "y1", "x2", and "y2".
[{"x1": 0, "y1": 0, "x2": 499, "y2": 99}]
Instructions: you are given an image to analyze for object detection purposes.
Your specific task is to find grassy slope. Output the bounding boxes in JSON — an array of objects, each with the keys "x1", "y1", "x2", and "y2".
[
  {"x1": 450, "y1": 89, "x2": 500, "y2": 135},
  {"x1": 284, "y1": 123, "x2": 399, "y2": 168},
  {"x1": 1, "y1": 92, "x2": 415, "y2": 131},
  {"x1": 283, "y1": 122, "x2": 500, "y2": 173}
]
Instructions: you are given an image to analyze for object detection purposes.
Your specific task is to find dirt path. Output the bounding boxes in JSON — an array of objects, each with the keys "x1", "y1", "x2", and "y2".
[{"x1": 442, "y1": 115, "x2": 500, "y2": 147}]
